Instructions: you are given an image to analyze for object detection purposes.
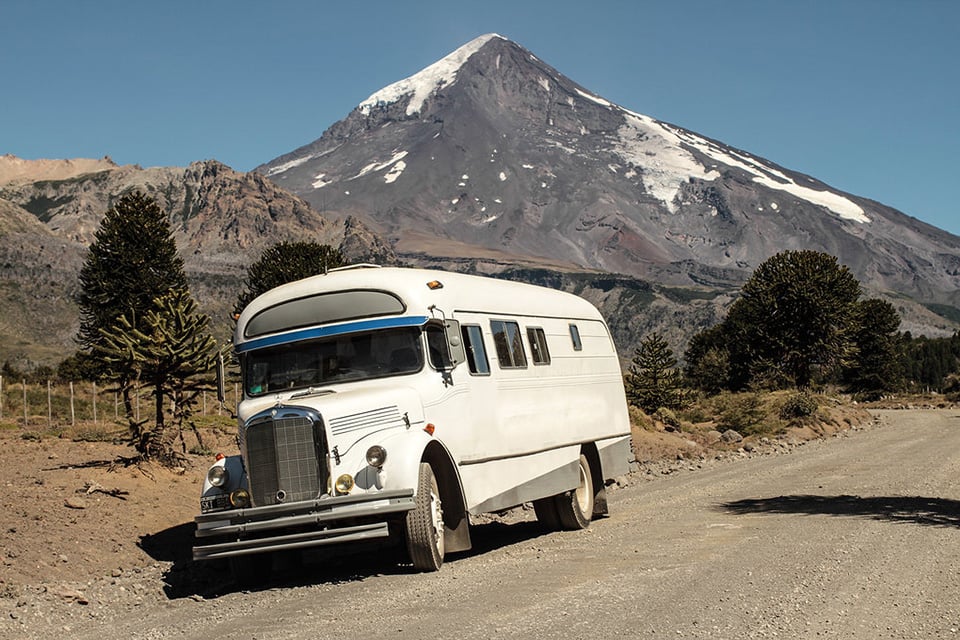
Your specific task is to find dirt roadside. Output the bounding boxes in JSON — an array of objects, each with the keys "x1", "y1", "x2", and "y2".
[{"x1": 6, "y1": 406, "x2": 955, "y2": 639}]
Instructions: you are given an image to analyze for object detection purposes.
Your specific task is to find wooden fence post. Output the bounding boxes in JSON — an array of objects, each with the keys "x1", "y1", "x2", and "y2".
[
  {"x1": 22, "y1": 379, "x2": 27, "y2": 427},
  {"x1": 47, "y1": 380, "x2": 52, "y2": 430},
  {"x1": 70, "y1": 381, "x2": 76, "y2": 428}
]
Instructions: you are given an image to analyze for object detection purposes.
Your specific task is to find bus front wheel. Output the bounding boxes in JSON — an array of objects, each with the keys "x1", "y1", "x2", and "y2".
[{"x1": 405, "y1": 462, "x2": 445, "y2": 571}]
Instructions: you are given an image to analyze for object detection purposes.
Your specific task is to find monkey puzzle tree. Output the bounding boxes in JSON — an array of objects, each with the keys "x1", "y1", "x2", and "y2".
[
  {"x1": 625, "y1": 333, "x2": 685, "y2": 413},
  {"x1": 726, "y1": 250, "x2": 861, "y2": 389},
  {"x1": 76, "y1": 191, "x2": 206, "y2": 462},
  {"x1": 234, "y1": 241, "x2": 345, "y2": 317},
  {"x1": 77, "y1": 191, "x2": 188, "y2": 369},
  {"x1": 842, "y1": 297, "x2": 903, "y2": 397},
  {"x1": 99, "y1": 288, "x2": 218, "y2": 463}
]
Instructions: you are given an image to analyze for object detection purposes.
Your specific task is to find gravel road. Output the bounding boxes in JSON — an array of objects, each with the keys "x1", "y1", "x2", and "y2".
[{"x1": 6, "y1": 409, "x2": 960, "y2": 640}]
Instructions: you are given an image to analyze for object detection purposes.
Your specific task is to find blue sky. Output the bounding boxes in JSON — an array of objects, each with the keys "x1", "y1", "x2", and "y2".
[{"x1": 3, "y1": 0, "x2": 957, "y2": 235}]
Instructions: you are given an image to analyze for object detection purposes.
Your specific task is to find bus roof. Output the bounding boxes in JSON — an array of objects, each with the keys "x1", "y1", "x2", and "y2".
[{"x1": 234, "y1": 266, "x2": 603, "y2": 346}]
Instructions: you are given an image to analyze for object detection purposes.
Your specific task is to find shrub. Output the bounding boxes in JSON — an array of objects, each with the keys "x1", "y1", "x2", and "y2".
[
  {"x1": 628, "y1": 405, "x2": 656, "y2": 432},
  {"x1": 779, "y1": 391, "x2": 819, "y2": 420},
  {"x1": 717, "y1": 393, "x2": 767, "y2": 435},
  {"x1": 654, "y1": 407, "x2": 681, "y2": 430}
]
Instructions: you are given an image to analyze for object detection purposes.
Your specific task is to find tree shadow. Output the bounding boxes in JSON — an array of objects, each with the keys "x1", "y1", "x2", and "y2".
[
  {"x1": 721, "y1": 494, "x2": 960, "y2": 528},
  {"x1": 139, "y1": 517, "x2": 552, "y2": 599}
]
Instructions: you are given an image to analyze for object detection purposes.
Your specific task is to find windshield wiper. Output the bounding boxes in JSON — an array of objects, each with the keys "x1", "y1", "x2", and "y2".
[{"x1": 288, "y1": 387, "x2": 336, "y2": 400}]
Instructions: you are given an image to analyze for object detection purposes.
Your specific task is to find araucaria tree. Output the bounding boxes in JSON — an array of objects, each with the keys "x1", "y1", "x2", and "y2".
[
  {"x1": 625, "y1": 333, "x2": 684, "y2": 413},
  {"x1": 100, "y1": 289, "x2": 218, "y2": 463},
  {"x1": 842, "y1": 298, "x2": 903, "y2": 397},
  {"x1": 234, "y1": 242, "x2": 344, "y2": 316},
  {"x1": 685, "y1": 250, "x2": 885, "y2": 392},
  {"x1": 76, "y1": 191, "x2": 206, "y2": 461},
  {"x1": 726, "y1": 250, "x2": 861, "y2": 388},
  {"x1": 77, "y1": 191, "x2": 188, "y2": 362}
]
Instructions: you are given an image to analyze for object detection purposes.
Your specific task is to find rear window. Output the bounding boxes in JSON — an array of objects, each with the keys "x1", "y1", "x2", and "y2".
[{"x1": 569, "y1": 324, "x2": 582, "y2": 351}]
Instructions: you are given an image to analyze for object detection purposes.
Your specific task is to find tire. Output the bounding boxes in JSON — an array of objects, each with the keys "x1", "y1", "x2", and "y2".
[
  {"x1": 533, "y1": 496, "x2": 562, "y2": 531},
  {"x1": 229, "y1": 552, "x2": 273, "y2": 588},
  {"x1": 405, "y1": 463, "x2": 445, "y2": 571},
  {"x1": 554, "y1": 453, "x2": 594, "y2": 530}
]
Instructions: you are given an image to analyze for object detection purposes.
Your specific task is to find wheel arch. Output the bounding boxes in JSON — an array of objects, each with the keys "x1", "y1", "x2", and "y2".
[
  {"x1": 580, "y1": 442, "x2": 609, "y2": 517},
  {"x1": 422, "y1": 440, "x2": 472, "y2": 553}
]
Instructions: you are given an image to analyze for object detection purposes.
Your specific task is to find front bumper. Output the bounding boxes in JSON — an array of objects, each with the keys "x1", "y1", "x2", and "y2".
[{"x1": 193, "y1": 489, "x2": 415, "y2": 561}]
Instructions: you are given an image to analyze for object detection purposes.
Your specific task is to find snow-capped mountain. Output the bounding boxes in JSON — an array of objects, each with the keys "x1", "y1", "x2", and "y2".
[{"x1": 258, "y1": 34, "x2": 959, "y2": 307}]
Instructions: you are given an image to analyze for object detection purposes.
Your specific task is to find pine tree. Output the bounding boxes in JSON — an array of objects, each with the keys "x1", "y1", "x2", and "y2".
[
  {"x1": 234, "y1": 242, "x2": 344, "y2": 316},
  {"x1": 725, "y1": 250, "x2": 861, "y2": 388},
  {"x1": 77, "y1": 191, "x2": 187, "y2": 365},
  {"x1": 99, "y1": 288, "x2": 217, "y2": 463},
  {"x1": 684, "y1": 324, "x2": 731, "y2": 394},
  {"x1": 76, "y1": 191, "x2": 199, "y2": 463},
  {"x1": 625, "y1": 333, "x2": 684, "y2": 413},
  {"x1": 842, "y1": 298, "x2": 903, "y2": 397}
]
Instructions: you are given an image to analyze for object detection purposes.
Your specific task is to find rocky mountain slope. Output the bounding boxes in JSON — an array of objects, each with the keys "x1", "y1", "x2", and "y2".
[
  {"x1": 2, "y1": 35, "x2": 957, "y2": 368},
  {"x1": 258, "y1": 34, "x2": 960, "y2": 324},
  {"x1": 0, "y1": 157, "x2": 394, "y2": 365}
]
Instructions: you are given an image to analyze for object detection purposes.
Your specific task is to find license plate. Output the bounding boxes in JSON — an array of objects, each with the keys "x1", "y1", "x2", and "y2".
[{"x1": 200, "y1": 493, "x2": 231, "y2": 513}]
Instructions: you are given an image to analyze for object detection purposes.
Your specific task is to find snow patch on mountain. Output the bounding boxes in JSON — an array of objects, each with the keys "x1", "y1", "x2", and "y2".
[
  {"x1": 576, "y1": 88, "x2": 612, "y2": 108},
  {"x1": 613, "y1": 112, "x2": 719, "y2": 211},
  {"x1": 608, "y1": 104, "x2": 868, "y2": 222},
  {"x1": 664, "y1": 123, "x2": 868, "y2": 222},
  {"x1": 312, "y1": 173, "x2": 333, "y2": 189},
  {"x1": 266, "y1": 155, "x2": 310, "y2": 177},
  {"x1": 353, "y1": 151, "x2": 408, "y2": 180},
  {"x1": 384, "y1": 160, "x2": 406, "y2": 184},
  {"x1": 358, "y1": 34, "x2": 504, "y2": 117}
]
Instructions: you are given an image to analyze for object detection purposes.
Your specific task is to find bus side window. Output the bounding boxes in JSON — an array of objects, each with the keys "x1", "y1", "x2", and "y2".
[
  {"x1": 527, "y1": 327, "x2": 551, "y2": 365},
  {"x1": 491, "y1": 320, "x2": 527, "y2": 368},
  {"x1": 461, "y1": 324, "x2": 490, "y2": 375},
  {"x1": 569, "y1": 324, "x2": 582, "y2": 351}
]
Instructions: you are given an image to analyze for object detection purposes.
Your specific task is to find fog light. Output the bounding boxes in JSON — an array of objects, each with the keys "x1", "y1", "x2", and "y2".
[
  {"x1": 207, "y1": 465, "x2": 229, "y2": 487},
  {"x1": 335, "y1": 474, "x2": 355, "y2": 494},
  {"x1": 366, "y1": 445, "x2": 387, "y2": 468},
  {"x1": 229, "y1": 488, "x2": 251, "y2": 508}
]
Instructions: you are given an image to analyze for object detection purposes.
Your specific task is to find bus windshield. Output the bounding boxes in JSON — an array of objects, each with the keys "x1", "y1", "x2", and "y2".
[{"x1": 243, "y1": 326, "x2": 423, "y2": 396}]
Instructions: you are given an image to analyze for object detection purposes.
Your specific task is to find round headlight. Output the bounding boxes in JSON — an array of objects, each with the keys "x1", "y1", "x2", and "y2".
[
  {"x1": 207, "y1": 465, "x2": 229, "y2": 488},
  {"x1": 229, "y1": 488, "x2": 251, "y2": 508},
  {"x1": 335, "y1": 474, "x2": 355, "y2": 495},
  {"x1": 365, "y1": 445, "x2": 387, "y2": 468}
]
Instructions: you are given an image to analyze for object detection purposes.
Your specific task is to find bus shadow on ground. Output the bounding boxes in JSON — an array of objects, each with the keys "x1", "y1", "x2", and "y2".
[
  {"x1": 140, "y1": 518, "x2": 549, "y2": 599},
  {"x1": 721, "y1": 494, "x2": 960, "y2": 528}
]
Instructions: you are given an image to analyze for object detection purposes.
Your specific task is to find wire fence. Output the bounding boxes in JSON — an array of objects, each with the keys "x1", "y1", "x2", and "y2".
[{"x1": 0, "y1": 375, "x2": 239, "y2": 430}]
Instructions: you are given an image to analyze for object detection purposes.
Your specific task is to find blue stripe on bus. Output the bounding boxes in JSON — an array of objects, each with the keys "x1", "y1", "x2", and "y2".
[{"x1": 235, "y1": 315, "x2": 430, "y2": 353}]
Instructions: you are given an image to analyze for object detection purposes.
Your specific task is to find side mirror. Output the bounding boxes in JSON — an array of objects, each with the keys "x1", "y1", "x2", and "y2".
[
  {"x1": 215, "y1": 350, "x2": 226, "y2": 404},
  {"x1": 444, "y1": 319, "x2": 466, "y2": 367}
]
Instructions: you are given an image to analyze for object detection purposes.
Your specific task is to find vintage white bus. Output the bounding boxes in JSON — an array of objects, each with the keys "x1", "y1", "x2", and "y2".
[{"x1": 193, "y1": 265, "x2": 631, "y2": 580}]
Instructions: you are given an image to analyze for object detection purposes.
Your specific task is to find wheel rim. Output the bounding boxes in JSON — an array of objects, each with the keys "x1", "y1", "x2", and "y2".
[
  {"x1": 574, "y1": 459, "x2": 592, "y2": 514},
  {"x1": 430, "y1": 479, "x2": 444, "y2": 556}
]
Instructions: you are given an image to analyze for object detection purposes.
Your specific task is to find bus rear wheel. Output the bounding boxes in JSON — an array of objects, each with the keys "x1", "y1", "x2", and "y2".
[
  {"x1": 405, "y1": 463, "x2": 445, "y2": 571},
  {"x1": 554, "y1": 453, "x2": 594, "y2": 530},
  {"x1": 533, "y1": 496, "x2": 562, "y2": 531}
]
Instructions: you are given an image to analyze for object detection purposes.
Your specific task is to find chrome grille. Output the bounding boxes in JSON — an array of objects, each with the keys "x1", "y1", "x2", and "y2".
[{"x1": 245, "y1": 411, "x2": 326, "y2": 507}]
